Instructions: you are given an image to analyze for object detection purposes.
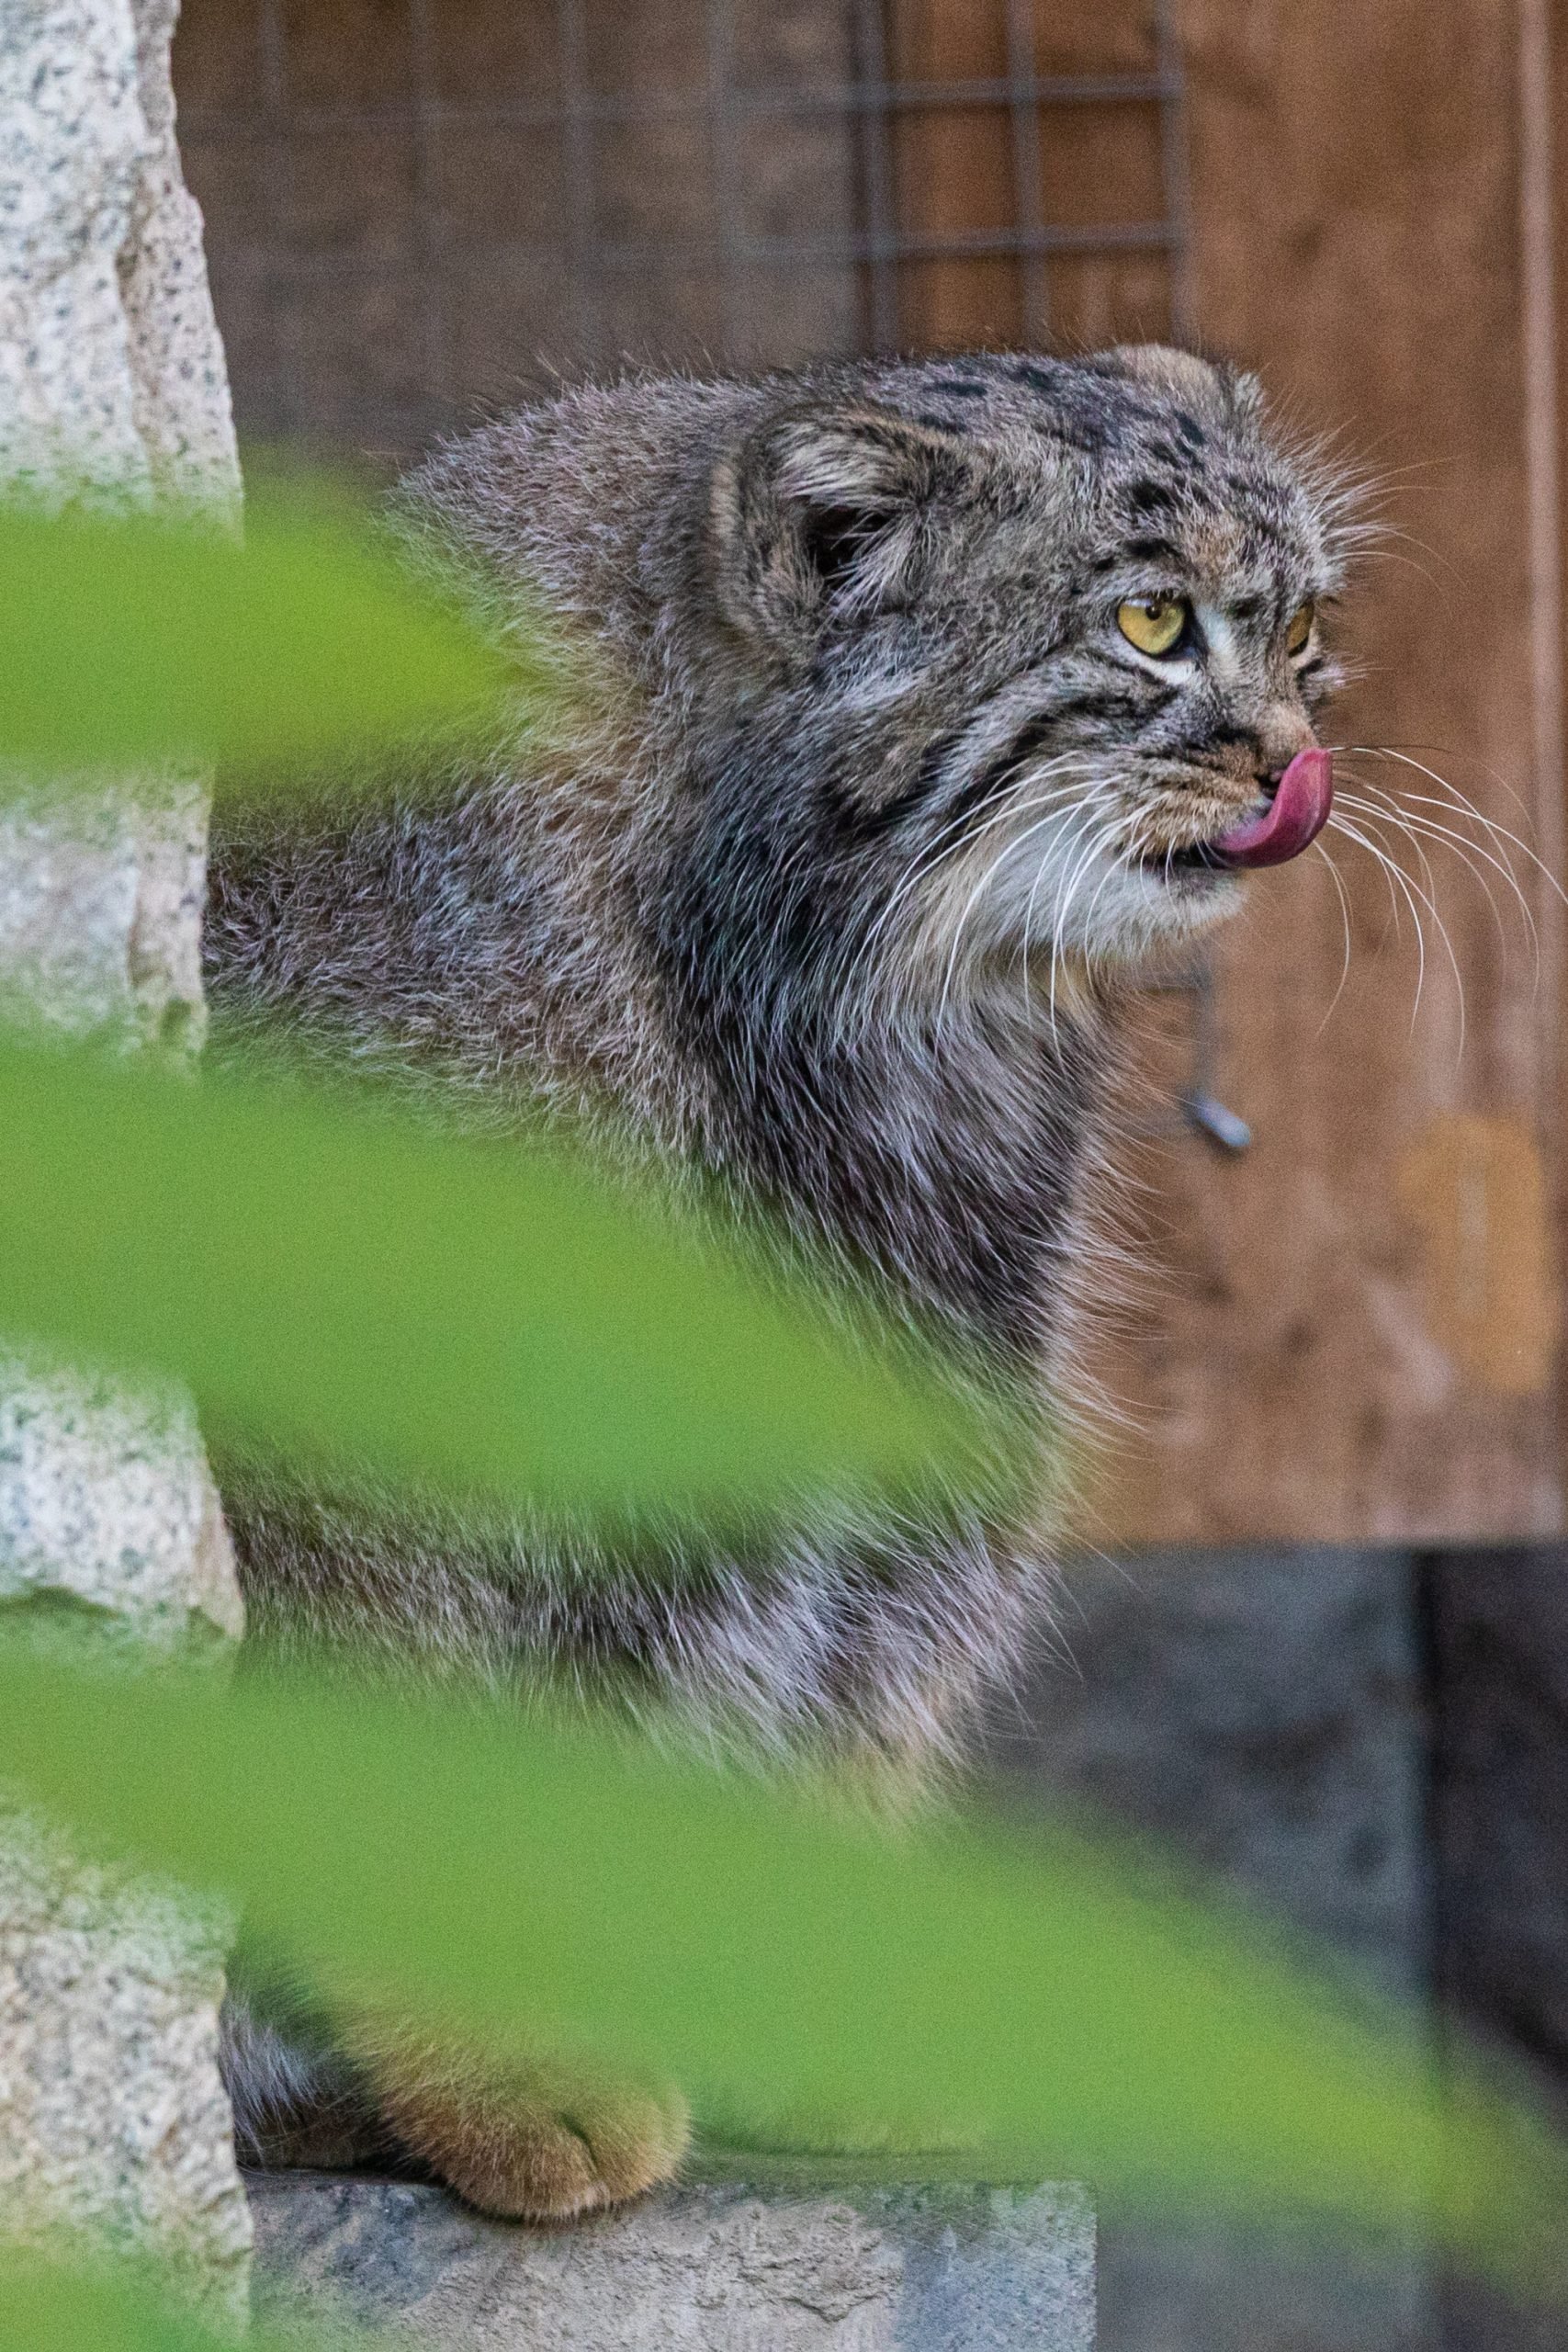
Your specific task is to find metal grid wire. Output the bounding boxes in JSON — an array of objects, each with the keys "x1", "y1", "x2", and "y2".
[
  {"x1": 368, "y1": 2, "x2": 1197, "y2": 313},
  {"x1": 183, "y1": 0, "x2": 1194, "y2": 446}
]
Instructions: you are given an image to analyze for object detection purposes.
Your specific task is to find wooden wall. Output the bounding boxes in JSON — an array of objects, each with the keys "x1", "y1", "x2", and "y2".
[
  {"x1": 175, "y1": 0, "x2": 868, "y2": 459},
  {"x1": 1082, "y1": 0, "x2": 1567, "y2": 1545}
]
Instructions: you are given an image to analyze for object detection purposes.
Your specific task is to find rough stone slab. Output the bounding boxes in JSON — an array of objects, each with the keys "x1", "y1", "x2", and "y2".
[
  {"x1": 0, "y1": 0, "x2": 247, "y2": 2317},
  {"x1": 0, "y1": 775, "x2": 211, "y2": 1055},
  {"x1": 247, "y1": 2169, "x2": 1096, "y2": 2351},
  {"x1": 0, "y1": 1356, "x2": 241, "y2": 1648},
  {"x1": 0, "y1": 0, "x2": 239, "y2": 513},
  {"x1": 0, "y1": 1811, "x2": 251, "y2": 2322}
]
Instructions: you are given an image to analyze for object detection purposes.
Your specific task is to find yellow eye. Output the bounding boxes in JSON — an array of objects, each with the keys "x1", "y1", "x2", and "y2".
[
  {"x1": 1117, "y1": 595, "x2": 1189, "y2": 657},
  {"x1": 1286, "y1": 600, "x2": 1315, "y2": 655}
]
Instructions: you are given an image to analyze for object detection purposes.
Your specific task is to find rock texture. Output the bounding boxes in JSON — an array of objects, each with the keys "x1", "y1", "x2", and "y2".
[
  {"x1": 247, "y1": 2168, "x2": 1097, "y2": 2352},
  {"x1": 0, "y1": 1818, "x2": 249, "y2": 2311},
  {"x1": 0, "y1": 0, "x2": 248, "y2": 2322},
  {"x1": 0, "y1": 776, "x2": 211, "y2": 1055},
  {"x1": 0, "y1": 0, "x2": 239, "y2": 514},
  {"x1": 0, "y1": 1362, "x2": 241, "y2": 1651}
]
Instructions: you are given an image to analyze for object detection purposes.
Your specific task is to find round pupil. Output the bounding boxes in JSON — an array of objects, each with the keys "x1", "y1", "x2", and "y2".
[{"x1": 1119, "y1": 596, "x2": 1186, "y2": 653}]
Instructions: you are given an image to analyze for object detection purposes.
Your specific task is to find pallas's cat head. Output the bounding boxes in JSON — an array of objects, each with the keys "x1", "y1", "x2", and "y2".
[
  {"x1": 412, "y1": 345, "x2": 1351, "y2": 1019},
  {"x1": 695, "y1": 344, "x2": 1348, "y2": 1002}
]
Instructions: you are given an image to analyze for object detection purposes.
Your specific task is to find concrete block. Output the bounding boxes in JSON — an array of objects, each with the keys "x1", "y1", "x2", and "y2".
[{"x1": 247, "y1": 2164, "x2": 1097, "y2": 2351}]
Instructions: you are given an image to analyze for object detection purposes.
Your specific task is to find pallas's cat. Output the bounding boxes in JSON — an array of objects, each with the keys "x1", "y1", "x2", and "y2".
[{"x1": 206, "y1": 345, "x2": 1348, "y2": 2217}]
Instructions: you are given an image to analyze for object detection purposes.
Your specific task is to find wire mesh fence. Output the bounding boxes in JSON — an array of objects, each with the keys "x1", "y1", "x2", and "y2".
[{"x1": 176, "y1": 0, "x2": 1194, "y2": 460}]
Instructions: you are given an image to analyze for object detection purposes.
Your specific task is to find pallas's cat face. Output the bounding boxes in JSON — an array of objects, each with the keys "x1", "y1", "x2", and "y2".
[{"x1": 703, "y1": 343, "x2": 1349, "y2": 1001}]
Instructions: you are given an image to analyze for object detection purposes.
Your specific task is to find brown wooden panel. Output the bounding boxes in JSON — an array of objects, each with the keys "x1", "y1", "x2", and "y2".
[
  {"x1": 886, "y1": 1, "x2": 1175, "y2": 348},
  {"x1": 886, "y1": 0, "x2": 1018, "y2": 345},
  {"x1": 1082, "y1": 0, "x2": 1565, "y2": 1544}
]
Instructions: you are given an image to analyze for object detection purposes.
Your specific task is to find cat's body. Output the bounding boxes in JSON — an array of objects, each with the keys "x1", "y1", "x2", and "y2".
[{"x1": 206, "y1": 345, "x2": 1347, "y2": 2215}]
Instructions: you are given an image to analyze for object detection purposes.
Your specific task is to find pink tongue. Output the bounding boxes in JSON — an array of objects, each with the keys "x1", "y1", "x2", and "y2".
[{"x1": 1212, "y1": 747, "x2": 1334, "y2": 869}]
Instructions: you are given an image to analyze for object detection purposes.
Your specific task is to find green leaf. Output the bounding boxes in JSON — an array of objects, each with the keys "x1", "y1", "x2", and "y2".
[
  {"x1": 0, "y1": 1650, "x2": 1562, "y2": 2299},
  {"x1": 0, "y1": 1036, "x2": 998, "y2": 1516},
  {"x1": 0, "y1": 2267, "x2": 210, "y2": 2352},
  {"x1": 0, "y1": 494, "x2": 513, "y2": 775},
  {"x1": 0, "y1": 2258, "x2": 362, "y2": 2352}
]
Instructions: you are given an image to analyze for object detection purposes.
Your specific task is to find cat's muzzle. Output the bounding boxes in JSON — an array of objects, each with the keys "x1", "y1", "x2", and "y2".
[{"x1": 1207, "y1": 747, "x2": 1334, "y2": 870}]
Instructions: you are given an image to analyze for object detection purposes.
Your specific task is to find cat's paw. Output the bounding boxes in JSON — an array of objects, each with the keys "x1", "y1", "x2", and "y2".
[{"x1": 361, "y1": 2041, "x2": 690, "y2": 2221}]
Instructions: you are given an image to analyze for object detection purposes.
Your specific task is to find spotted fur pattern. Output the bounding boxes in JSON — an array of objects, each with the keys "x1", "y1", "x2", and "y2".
[{"x1": 205, "y1": 345, "x2": 1351, "y2": 2189}]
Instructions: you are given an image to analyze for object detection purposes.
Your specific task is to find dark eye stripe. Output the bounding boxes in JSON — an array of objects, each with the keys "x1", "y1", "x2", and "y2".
[
  {"x1": 1122, "y1": 536, "x2": 1183, "y2": 566},
  {"x1": 838, "y1": 666, "x2": 1178, "y2": 847},
  {"x1": 834, "y1": 725, "x2": 969, "y2": 843},
  {"x1": 939, "y1": 681, "x2": 1177, "y2": 832},
  {"x1": 940, "y1": 712, "x2": 1062, "y2": 832},
  {"x1": 836, "y1": 707, "x2": 1055, "y2": 845}
]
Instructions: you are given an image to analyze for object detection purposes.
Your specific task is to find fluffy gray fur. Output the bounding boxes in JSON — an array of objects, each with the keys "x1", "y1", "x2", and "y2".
[{"x1": 205, "y1": 344, "x2": 1349, "y2": 2175}]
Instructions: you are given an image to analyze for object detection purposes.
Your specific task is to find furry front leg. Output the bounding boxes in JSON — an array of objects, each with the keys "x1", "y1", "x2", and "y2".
[
  {"x1": 221, "y1": 1979, "x2": 689, "y2": 2221},
  {"x1": 347, "y1": 2019, "x2": 690, "y2": 2219}
]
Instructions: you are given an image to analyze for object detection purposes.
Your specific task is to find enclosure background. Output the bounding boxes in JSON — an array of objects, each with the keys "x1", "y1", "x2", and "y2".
[{"x1": 175, "y1": 0, "x2": 1568, "y2": 1552}]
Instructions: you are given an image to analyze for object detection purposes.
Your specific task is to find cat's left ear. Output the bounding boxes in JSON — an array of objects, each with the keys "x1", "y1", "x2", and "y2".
[{"x1": 709, "y1": 403, "x2": 969, "y2": 650}]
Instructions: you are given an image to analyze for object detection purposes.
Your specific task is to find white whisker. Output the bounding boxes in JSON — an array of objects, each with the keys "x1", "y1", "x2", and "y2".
[
  {"x1": 1311, "y1": 840, "x2": 1355, "y2": 1035},
  {"x1": 1329, "y1": 810, "x2": 1467, "y2": 1050},
  {"x1": 844, "y1": 758, "x2": 1093, "y2": 1035},
  {"x1": 1042, "y1": 819, "x2": 1126, "y2": 1046},
  {"x1": 1337, "y1": 780, "x2": 1536, "y2": 967},
  {"x1": 1347, "y1": 745, "x2": 1568, "y2": 906},
  {"x1": 934, "y1": 801, "x2": 1088, "y2": 1028}
]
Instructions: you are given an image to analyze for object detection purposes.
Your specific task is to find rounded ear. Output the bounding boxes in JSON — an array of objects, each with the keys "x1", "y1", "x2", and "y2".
[
  {"x1": 1109, "y1": 342, "x2": 1265, "y2": 424},
  {"x1": 709, "y1": 402, "x2": 969, "y2": 650}
]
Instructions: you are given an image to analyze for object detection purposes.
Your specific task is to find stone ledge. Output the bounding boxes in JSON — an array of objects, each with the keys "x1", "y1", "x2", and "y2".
[{"x1": 247, "y1": 2162, "x2": 1095, "y2": 2350}]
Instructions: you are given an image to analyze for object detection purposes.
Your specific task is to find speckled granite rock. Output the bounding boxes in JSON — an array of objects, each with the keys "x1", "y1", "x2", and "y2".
[
  {"x1": 0, "y1": 774, "x2": 211, "y2": 1054},
  {"x1": 0, "y1": 0, "x2": 247, "y2": 2320},
  {"x1": 247, "y1": 2166, "x2": 1096, "y2": 2351},
  {"x1": 0, "y1": 1361, "x2": 240, "y2": 1649},
  {"x1": 0, "y1": 0, "x2": 239, "y2": 513},
  {"x1": 0, "y1": 1815, "x2": 250, "y2": 2314}
]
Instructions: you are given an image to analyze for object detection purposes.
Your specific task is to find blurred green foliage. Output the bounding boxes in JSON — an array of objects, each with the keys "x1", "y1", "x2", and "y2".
[
  {"x1": 0, "y1": 491, "x2": 513, "y2": 776},
  {"x1": 0, "y1": 1647, "x2": 1562, "y2": 2300},
  {"x1": 0, "y1": 1035, "x2": 996, "y2": 1518},
  {"x1": 0, "y1": 2257, "x2": 368, "y2": 2352}
]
